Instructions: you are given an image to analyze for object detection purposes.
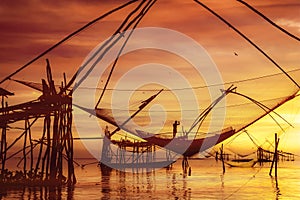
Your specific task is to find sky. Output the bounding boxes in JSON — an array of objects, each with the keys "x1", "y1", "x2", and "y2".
[{"x1": 0, "y1": 0, "x2": 299, "y2": 158}]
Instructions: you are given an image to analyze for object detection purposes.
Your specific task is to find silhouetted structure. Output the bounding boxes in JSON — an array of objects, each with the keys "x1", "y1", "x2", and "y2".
[
  {"x1": 0, "y1": 61, "x2": 76, "y2": 186},
  {"x1": 172, "y1": 120, "x2": 180, "y2": 138}
]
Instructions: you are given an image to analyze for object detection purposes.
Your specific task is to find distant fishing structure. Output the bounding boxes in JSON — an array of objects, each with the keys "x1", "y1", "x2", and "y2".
[{"x1": 0, "y1": 0, "x2": 299, "y2": 188}]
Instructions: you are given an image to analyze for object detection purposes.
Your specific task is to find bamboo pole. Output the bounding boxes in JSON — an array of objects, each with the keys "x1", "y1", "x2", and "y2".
[
  {"x1": 57, "y1": 104, "x2": 65, "y2": 182},
  {"x1": 49, "y1": 111, "x2": 59, "y2": 182},
  {"x1": 35, "y1": 118, "x2": 47, "y2": 178},
  {"x1": 16, "y1": 143, "x2": 39, "y2": 168},
  {"x1": 66, "y1": 109, "x2": 72, "y2": 184},
  {"x1": 0, "y1": 127, "x2": 3, "y2": 175},
  {"x1": 0, "y1": 127, "x2": 7, "y2": 175},
  {"x1": 23, "y1": 120, "x2": 28, "y2": 179},
  {"x1": 41, "y1": 115, "x2": 51, "y2": 180},
  {"x1": 220, "y1": 144, "x2": 225, "y2": 174},
  {"x1": 0, "y1": 98, "x2": 3, "y2": 172},
  {"x1": 269, "y1": 133, "x2": 280, "y2": 177},
  {"x1": 68, "y1": 99, "x2": 76, "y2": 184},
  {"x1": 0, "y1": 96, "x2": 7, "y2": 176},
  {"x1": 28, "y1": 120, "x2": 34, "y2": 177},
  {"x1": 275, "y1": 138, "x2": 280, "y2": 177}
]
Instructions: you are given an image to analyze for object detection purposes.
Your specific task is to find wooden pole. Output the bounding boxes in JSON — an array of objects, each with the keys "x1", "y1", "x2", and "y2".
[
  {"x1": 63, "y1": 95, "x2": 76, "y2": 185},
  {"x1": 41, "y1": 115, "x2": 51, "y2": 180},
  {"x1": 57, "y1": 107, "x2": 64, "y2": 183},
  {"x1": 0, "y1": 127, "x2": 2, "y2": 175},
  {"x1": 220, "y1": 144, "x2": 225, "y2": 174},
  {"x1": 269, "y1": 133, "x2": 279, "y2": 176},
  {"x1": 28, "y1": 120, "x2": 34, "y2": 177},
  {"x1": 49, "y1": 111, "x2": 59, "y2": 182},
  {"x1": 0, "y1": 127, "x2": 7, "y2": 176},
  {"x1": 0, "y1": 96, "x2": 7, "y2": 176},
  {"x1": 275, "y1": 137, "x2": 280, "y2": 177},
  {"x1": 23, "y1": 120, "x2": 28, "y2": 179},
  {"x1": 0, "y1": 97, "x2": 3, "y2": 174},
  {"x1": 35, "y1": 118, "x2": 47, "y2": 178}
]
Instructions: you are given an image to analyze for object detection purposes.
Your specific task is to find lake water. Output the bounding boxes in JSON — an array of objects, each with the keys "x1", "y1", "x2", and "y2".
[{"x1": 1, "y1": 158, "x2": 300, "y2": 199}]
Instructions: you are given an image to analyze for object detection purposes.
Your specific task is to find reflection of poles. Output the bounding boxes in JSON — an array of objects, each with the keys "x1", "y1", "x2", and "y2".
[
  {"x1": 182, "y1": 156, "x2": 191, "y2": 176},
  {"x1": 101, "y1": 167, "x2": 111, "y2": 200},
  {"x1": 271, "y1": 176, "x2": 280, "y2": 199}
]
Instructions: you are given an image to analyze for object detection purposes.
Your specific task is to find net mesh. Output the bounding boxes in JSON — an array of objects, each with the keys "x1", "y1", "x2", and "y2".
[{"x1": 93, "y1": 68, "x2": 300, "y2": 140}]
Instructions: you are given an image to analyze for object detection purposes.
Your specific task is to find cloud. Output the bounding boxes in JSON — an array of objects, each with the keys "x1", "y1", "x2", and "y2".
[{"x1": 275, "y1": 18, "x2": 300, "y2": 33}]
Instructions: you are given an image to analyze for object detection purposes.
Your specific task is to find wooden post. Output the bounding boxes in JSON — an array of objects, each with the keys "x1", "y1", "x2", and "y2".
[
  {"x1": 0, "y1": 96, "x2": 7, "y2": 176},
  {"x1": 275, "y1": 135, "x2": 279, "y2": 175},
  {"x1": 35, "y1": 117, "x2": 47, "y2": 178},
  {"x1": 49, "y1": 111, "x2": 60, "y2": 182},
  {"x1": 23, "y1": 120, "x2": 28, "y2": 179},
  {"x1": 57, "y1": 108, "x2": 64, "y2": 183},
  {"x1": 269, "y1": 133, "x2": 279, "y2": 177},
  {"x1": 28, "y1": 120, "x2": 34, "y2": 178},
  {"x1": 0, "y1": 127, "x2": 7, "y2": 176},
  {"x1": 41, "y1": 115, "x2": 51, "y2": 180},
  {"x1": 182, "y1": 156, "x2": 189, "y2": 175},
  {"x1": 0, "y1": 127, "x2": 3, "y2": 175},
  {"x1": 66, "y1": 100, "x2": 76, "y2": 185},
  {"x1": 220, "y1": 144, "x2": 225, "y2": 174}
]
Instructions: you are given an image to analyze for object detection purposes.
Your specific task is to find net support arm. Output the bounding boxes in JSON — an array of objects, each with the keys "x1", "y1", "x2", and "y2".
[
  {"x1": 193, "y1": 0, "x2": 300, "y2": 89},
  {"x1": 109, "y1": 89, "x2": 163, "y2": 137}
]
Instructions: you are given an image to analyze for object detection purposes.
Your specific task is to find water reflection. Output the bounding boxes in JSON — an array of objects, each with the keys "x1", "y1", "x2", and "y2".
[
  {"x1": 0, "y1": 185, "x2": 74, "y2": 200},
  {"x1": 97, "y1": 165, "x2": 192, "y2": 200},
  {"x1": 1, "y1": 160, "x2": 299, "y2": 199},
  {"x1": 271, "y1": 176, "x2": 281, "y2": 200},
  {"x1": 99, "y1": 165, "x2": 111, "y2": 200},
  {"x1": 118, "y1": 171, "x2": 126, "y2": 199}
]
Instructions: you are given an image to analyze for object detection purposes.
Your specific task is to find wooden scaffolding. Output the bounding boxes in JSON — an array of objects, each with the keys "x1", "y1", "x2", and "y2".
[{"x1": 0, "y1": 62, "x2": 76, "y2": 186}]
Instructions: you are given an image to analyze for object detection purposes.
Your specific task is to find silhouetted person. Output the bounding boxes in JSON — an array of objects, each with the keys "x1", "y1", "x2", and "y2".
[
  {"x1": 104, "y1": 125, "x2": 110, "y2": 139},
  {"x1": 172, "y1": 120, "x2": 180, "y2": 138}
]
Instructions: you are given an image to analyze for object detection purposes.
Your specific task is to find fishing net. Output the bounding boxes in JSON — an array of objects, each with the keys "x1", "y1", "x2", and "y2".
[{"x1": 90, "y1": 67, "x2": 300, "y2": 140}]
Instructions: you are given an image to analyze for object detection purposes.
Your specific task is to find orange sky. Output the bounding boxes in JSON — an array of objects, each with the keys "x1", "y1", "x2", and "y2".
[{"x1": 0, "y1": 0, "x2": 299, "y2": 157}]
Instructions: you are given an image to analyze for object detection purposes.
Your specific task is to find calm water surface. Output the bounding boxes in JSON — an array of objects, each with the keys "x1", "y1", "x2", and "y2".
[{"x1": 1, "y1": 159, "x2": 300, "y2": 199}]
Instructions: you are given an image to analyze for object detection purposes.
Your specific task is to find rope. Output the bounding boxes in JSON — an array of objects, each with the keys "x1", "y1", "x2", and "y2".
[
  {"x1": 71, "y1": 68, "x2": 300, "y2": 92},
  {"x1": 12, "y1": 67, "x2": 300, "y2": 92},
  {"x1": 224, "y1": 166, "x2": 263, "y2": 199},
  {"x1": 0, "y1": 0, "x2": 138, "y2": 85},
  {"x1": 244, "y1": 130, "x2": 260, "y2": 148},
  {"x1": 232, "y1": 91, "x2": 297, "y2": 133},
  {"x1": 193, "y1": 0, "x2": 300, "y2": 89},
  {"x1": 95, "y1": 0, "x2": 157, "y2": 108},
  {"x1": 71, "y1": 1, "x2": 148, "y2": 94},
  {"x1": 237, "y1": 0, "x2": 300, "y2": 42}
]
